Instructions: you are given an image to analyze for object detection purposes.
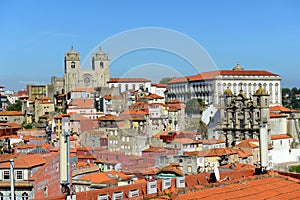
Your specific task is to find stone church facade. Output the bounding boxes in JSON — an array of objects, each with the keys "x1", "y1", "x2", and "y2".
[{"x1": 49, "y1": 47, "x2": 110, "y2": 97}]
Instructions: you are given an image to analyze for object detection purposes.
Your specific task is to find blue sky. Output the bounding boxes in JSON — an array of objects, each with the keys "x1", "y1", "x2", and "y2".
[{"x1": 0, "y1": 0, "x2": 299, "y2": 90}]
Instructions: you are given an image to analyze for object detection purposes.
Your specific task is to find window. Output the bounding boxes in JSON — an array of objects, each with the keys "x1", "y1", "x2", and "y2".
[
  {"x1": 0, "y1": 192, "x2": 3, "y2": 200},
  {"x1": 44, "y1": 187, "x2": 48, "y2": 197},
  {"x1": 71, "y1": 61, "x2": 75, "y2": 68},
  {"x1": 16, "y1": 170, "x2": 23, "y2": 180},
  {"x1": 100, "y1": 62, "x2": 104, "y2": 68},
  {"x1": 22, "y1": 192, "x2": 29, "y2": 200},
  {"x1": 3, "y1": 170, "x2": 9, "y2": 180}
]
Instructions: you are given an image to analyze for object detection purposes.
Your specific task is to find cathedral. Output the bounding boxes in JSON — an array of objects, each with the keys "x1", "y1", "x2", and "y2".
[{"x1": 49, "y1": 47, "x2": 110, "y2": 97}]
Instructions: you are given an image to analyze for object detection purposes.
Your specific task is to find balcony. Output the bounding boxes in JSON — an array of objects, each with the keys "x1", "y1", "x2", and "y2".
[{"x1": 0, "y1": 179, "x2": 34, "y2": 187}]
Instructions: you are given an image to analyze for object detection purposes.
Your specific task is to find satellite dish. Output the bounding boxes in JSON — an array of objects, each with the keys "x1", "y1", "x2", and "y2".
[{"x1": 214, "y1": 166, "x2": 220, "y2": 182}]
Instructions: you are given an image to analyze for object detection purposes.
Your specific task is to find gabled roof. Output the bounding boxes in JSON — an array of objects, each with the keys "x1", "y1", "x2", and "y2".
[
  {"x1": 151, "y1": 83, "x2": 168, "y2": 88},
  {"x1": 269, "y1": 105, "x2": 291, "y2": 113},
  {"x1": 121, "y1": 109, "x2": 148, "y2": 115},
  {"x1": 235, "y1": 140, "x2": 259, "y2": 148},
  {"x1": 79, "y1": 170, "x2": 131, "y2": 184},
  {"x1": 142, "y1": 93, "x2": 164, "y2": 99},
  {"x1": 69, "y1": 99, "x2": 94, "y2": 108},
  {"x1": 236, "y1": 149, "x2": 252, "y2": 158},
  {"x1": 0, "y1": 154, "x2": 46, "y2": 169},
  {"x1": 159, "y1": 163, "x2": 184, "y2": 176},
  {"x1": 142, "y1": 147, "x2": 166, "y2": 153}
]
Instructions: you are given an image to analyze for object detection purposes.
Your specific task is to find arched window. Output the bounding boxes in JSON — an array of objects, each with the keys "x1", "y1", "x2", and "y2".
[
  {"x1": 71, "y1": 61, "x2": 75, "y2": 68},
  {"x1": 22, "y1": 192, "x2": 29, "y2": 200},
  {"x1": 100, "y1": 62, "x2": 104, "y2": 68}
]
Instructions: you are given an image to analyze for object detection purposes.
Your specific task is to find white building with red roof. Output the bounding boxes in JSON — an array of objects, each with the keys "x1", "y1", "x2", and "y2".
[
  {"x1": 168, "y1": 63, "x2": 281, "y2": 106},
  {"x1": 107, "y1": 78, "x2": 151, "y2": 94}
]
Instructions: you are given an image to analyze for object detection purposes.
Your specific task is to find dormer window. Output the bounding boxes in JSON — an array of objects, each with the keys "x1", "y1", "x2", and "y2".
[{"x1": 71, "y1": 61, "x2": 75, "y2": 68}]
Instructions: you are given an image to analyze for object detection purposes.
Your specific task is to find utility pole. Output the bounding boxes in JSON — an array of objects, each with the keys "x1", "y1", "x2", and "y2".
[
  {"x1": 10, "y1": 159, "x2": 14, "y2": 200},
  {"x1": 60, "y1": 114, "x2": 73, "y2": 198},
  {"x1": 259, "y1": 122, "x2": 268, "y2": 173}
]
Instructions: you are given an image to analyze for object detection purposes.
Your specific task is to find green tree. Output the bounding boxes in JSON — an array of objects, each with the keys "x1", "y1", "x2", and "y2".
[
  {"x1": 289, "y1": 165, "x2": 300, "y2": 173},
  {"x1": 159, "y1": 77, "x2": 174, "y2": 84},
  {"x1": 7, "y1": 100, "x2": 22, "y2": 111},
  {"x1": 185, "y1": 98, "x2": 208, "y2": 134},
  {"x1": 185, "y1": 98, "x2": 205, "y2": 115}
]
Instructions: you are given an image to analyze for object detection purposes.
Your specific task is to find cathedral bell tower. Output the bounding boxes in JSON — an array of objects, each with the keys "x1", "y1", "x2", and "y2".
[
  {"x1": 92, "y1": 47, "x2": 109, "y2": 71},
  {"x1": 64, "y1": 46, "x2": 81, "y2": 92},
  {"x1": 64, "y1": 46, "x2": 80, "y2": 74},
  {"x1": 253, "y1": 85, "x2": 270, "y2": 124},
  {"x1": 92, "y1": 47, "x2": 110, "y2": 87}
]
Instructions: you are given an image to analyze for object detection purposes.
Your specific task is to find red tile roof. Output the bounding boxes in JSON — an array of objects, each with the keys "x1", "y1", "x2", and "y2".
[
  {"x1": 0, "y1": 111, "x2": 23, "y2": 116},
  {"x1": 202, "y1": 139, "x2": 225, "y2": 145},
  {"x1": 79, "y1": 170, "x2": 131, "y2": 184},
  {"x1": 151, "y1": 83, "x2": 168, "y2": 88},
  {"x1": 121, "y1": 109, "x2": 148, "y2": 115},
  {"x1": 236, "y1": 149, "x2": 252, "y2": 158},
  {"x1": 179, "y1": 175, "x2": 300, "y2": 200},
  {"x1": 235, "y1": 140, "x2": 259, "y2": 148},
  {"x1": 271, "y1": 134, "x2": 292, "y2": 140},
  {"x1": 0, "y1": 154, "x2": 45, "y2": 169},
  {"x1": 160, "y1": 163, "x2": 184, "y2": 176},
  {"x1": 172, "y1": 138, "x2": 199, "y2": 144},
  {"x1": 69, "y1": 99, "x2": 94, "y2": 108},
  {"x1": 269, "y1": 105, "x2": 291, "y2": 113},
  {"x1": 143, "y1": 93, "x2": 164, "y2": 99},
  {"x1": 169, "y1": 70, "x2": 279, "y2": 84},
  {"x1": 108, "y1": 78, "x2": 151, "y2": 83},
  {"x1": 37, "y1": 169, "x2": 300, "y2": 200},
  {"x1": 185, "y1": 148, "x2": 238, "y2": 157}
]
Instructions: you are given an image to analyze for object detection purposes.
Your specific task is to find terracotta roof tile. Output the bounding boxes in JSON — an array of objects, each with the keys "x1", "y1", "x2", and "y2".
[
  {"x1": 143, "y1": 93, "x2": 164, "y2": 99},
  {"x1": 270, "y1": 105, "x2": 291, "y2": 113},
  {"x1": 108, "y1": 78, "x2": 151, "y2": 83},
  {"x1": 179, "y1": 176, "x2": 300, "y2": 200},
  {"x1": 151, "y1": 83, "x2": 168, "y2": 88},
  {"x1": 169, "y1": 70, "x2": 279, "y2": 84},
  {"x1": 185, "y1": 148, "x2": 238, "y2": 157},
  {"x1": 202, "y1": 139, "x2": 225, "y2": 144},
  {"x1": 79, "y1": 170, "x2": 130, "y2": 184},
  {"x1": 0, "y1": 111, "x2": 23, "y2": 116},
  {"x1": 0, "y1": 154, "x2": 45, "y2": 169},
  {"x1": 69, "y1": 99, "x2": 94, "y2": 108},
  {"x1": 235, "y1": 140, "x2": 259, "y2": 148},
  {"x1": 271, "y1": 134, "x2": 292, "y2": 140}
]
